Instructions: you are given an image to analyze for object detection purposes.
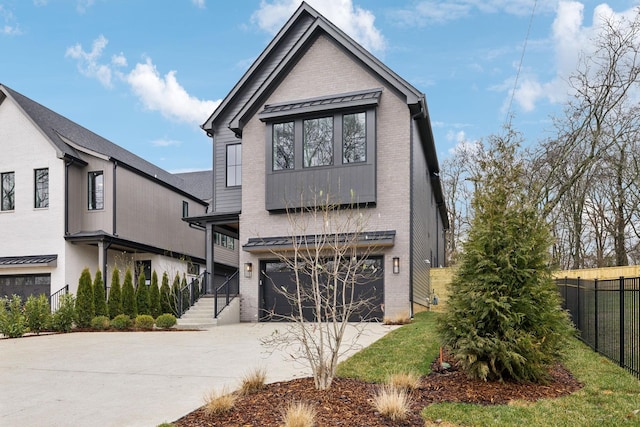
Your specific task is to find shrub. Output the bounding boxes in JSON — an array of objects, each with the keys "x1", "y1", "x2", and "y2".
[
  {"x1": 203, "y1": 387, "x2": 237, "y2": 417},
  {"x1": 387, "y1": 372, "x2": 421, "y2": 391},
  {"x1": 0, "y1": 295, "x2": 26, "y2": 338},
  {"x1": 181, "y1": 275, "x2": 190, "y2": 313},
  {"x1": 136, "y1": 272, "x2": 151, "y2": 316},
  {"x1": 121, "y1": 268, "x2": 137, "y2": 318},
  {"x1": 111, "y1": 314, "x2": 132, "y2": 330},
  {"x1": 150, "y1": 271, "x2": 162, "y2": 318},
  {"x1": 75, "y1": 268, "x2": 94, "y2": 328},
  {"x1": 108, "y1": 267, "x2": 123, "y2": 319},
  {"x1": 239, "y1": 367, "x2": 267, "y2": 396},
  {"x1": 155, "y1": 313, "x2": 177, "y2": 329},
  {"x1": 24, "y1": 294, "x2": 51, "y2": 334},
  {"x1": 93, "y1": 269, "x2": 108, "y2": 317},
  {"x1": 372, "y1": 385, "x2": 410, "y2": 422},
  {"x1": 135, "y1": 314, "x2": 155, "y2": 330},
  {"x1": 280, "y1": 401, "x2": 317, "y2": 427},
  {"x1": 91, "y1": 315, "x2": 111, "y2": 330},
  {"x1": 52, "y1": 293, "x2": 76, "y2": 333},
  {"x1": 171, "y1": 273, "x2": 181, "y2": 317},
  {"x1": 160, "y1": 272, "x2": 171, "y2": 315}
]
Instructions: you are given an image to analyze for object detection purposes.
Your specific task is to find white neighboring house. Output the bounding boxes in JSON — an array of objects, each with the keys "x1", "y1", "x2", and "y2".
[{"x1": 0, "y1": 84, "x2": 213, "y2": 302}]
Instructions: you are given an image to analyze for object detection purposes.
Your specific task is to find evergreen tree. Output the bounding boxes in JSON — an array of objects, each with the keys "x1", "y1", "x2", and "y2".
[
  {"x1": 122, "y1": 268, "x2": 137, "y2": 318},
  {"x1": 93, "y1": 270, "x2": 108, "y2": 317},
  {"x1": 108, "y1": 267, "x2": 123, "y2": 319},
  {"x1": 181, "y1": 274, "x2": 190, "y2": 313},
  {"x1": 160, "y1": 272, "x2": 172, "y2": 315},
  {"x1": 171, "y1": 272, "x2": 181, "y2": 317},
  {"x1": 135, "y1": 272, "x2": 151, "y2": 315},
  {"x1": 149, "y1": 270, "x2": 162, "y2": 318},
  {"x1": 75, "y1": 268, "x2": 94, "y2": 328},
  {"x1": 438, "y1": 129, "x2": 574, "y2": 383}
]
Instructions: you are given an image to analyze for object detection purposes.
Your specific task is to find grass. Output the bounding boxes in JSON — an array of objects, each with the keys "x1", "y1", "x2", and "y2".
[
  {"x1": 337, "y1": 311, "x2": 640, "y2": 427},
  {"x1": 280, "y1": 401, "x2": 317, "y2": 427},
  {"x1": 238, "y1": 367, "x2": 267, "y2": 396},
  {"x1": 203, "y1": 387, "x2": 237, "y2": 417},
  {"x1": 372, "y1": 385, "x2": 411, "y2": 421}
]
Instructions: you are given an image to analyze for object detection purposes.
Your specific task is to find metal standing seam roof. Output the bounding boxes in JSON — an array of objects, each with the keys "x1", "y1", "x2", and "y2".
[
  {"x1": 0, "y1": 255, "x2": 58, "y2": 267},
  {"x1": 243, "y1": 230, "x2": 395, "y2": 253},
  {"x1": 259, "y1": 88, "x2": 383, "y2": 119}
]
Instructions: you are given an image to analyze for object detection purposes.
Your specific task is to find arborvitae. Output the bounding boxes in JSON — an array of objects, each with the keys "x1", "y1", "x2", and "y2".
[
  {"x1": 108, "y1": 267, "x2": 123, "y2": 318},
  {"x1": 160, "y1": 272, "x2": 172, "y2": 315},
  {"x1": 135, "y1": 272, "x2": 151, "y2": 316},
  {"x1": 75, "y1": 268, "x2": 94, "y2": 328},
  {"x1": 149, "y1": 270, "x2": 162, "y2": 318},
  {"x1": 438, "y1": 130, "x2": 574, "y2": 383},
  {"x1": 93, "y1": 270, "x2": 108, "y2": 317},
  {"x1": 122, "y1": 268, "x2": 137, "y2": 318},
  {"x1": 181, "y1": 275, "x2": 190, "y2": 313},
  {"x1": 171, "y1": 272, "x2": 181, "y2": 317}
]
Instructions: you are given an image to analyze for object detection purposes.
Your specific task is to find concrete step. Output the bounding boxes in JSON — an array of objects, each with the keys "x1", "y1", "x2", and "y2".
[{"x1": 176, "y1": 295, "x2": 239, "y2": 328}]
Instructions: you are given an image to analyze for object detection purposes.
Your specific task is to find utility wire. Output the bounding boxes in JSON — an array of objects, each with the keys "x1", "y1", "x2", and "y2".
[{"x1": 506, "y1": 0, "x2": 538, "y2": 129}]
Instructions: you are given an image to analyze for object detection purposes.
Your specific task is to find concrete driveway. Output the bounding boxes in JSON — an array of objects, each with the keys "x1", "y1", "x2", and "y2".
[{"x1": 0, "y1": 323, "x2": 394, "y2": 427}]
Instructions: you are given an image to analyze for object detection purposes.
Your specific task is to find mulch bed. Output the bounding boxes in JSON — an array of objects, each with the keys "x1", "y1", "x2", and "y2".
[{"x1": 173, "y1": 352, "x2": 583, "y2": 426}]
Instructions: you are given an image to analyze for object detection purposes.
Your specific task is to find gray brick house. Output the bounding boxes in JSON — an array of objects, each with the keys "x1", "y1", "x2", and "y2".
[{"x1": 193, "y1": 2, "x2": 448, "y2": 321}]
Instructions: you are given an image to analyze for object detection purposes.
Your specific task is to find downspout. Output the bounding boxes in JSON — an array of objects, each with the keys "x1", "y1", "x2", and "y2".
[
  {"x1": 112, "y1": 160, "x2": 118, "y2": 236},
  {"x1": 409, "y1": 100, "x2": 427, "y2": 317},
  {"x1": 103, "y1": 240, "x2": 112, "y2": 293},
  {"x1": 64, "y1": 158, "x2": 75, "y2": 235}
]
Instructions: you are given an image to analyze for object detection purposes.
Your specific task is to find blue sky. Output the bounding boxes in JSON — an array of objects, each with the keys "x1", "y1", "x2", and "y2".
[{"x1": 1, "y1": 0, "x2": 638, "y2": 173}]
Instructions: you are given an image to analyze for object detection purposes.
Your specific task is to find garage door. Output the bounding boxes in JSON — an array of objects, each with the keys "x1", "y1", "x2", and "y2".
[
  {"x1": 0, "y1": 274, "x2": 51, "y2": 301},
  {"x1": 260, "y1": 256, "x2": 384, "y2": 321}
]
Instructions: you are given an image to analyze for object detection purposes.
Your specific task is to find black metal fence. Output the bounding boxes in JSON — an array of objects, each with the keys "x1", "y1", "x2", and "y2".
[
  {"x1": 556, "y1": 276, "x2": 640, "y2": 379},
  {"x1": 215, "y1": 271, "x2": 239, "y2": 318},
  {"x1": 49, "y1": 285, "x2": 69, "y2": 312}
]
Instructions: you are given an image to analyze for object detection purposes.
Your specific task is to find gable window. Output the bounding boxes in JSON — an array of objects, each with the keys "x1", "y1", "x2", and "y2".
[
  {"x1": 343, "y1": 112, "x2": 366, "y2": 163},
  {"x1": 34, "y1": 168, "x2": 49, "y2": 209},
  {"x1": 226, "y1": 144, "x2": 242, "y2": 187},
  {"x1": 1, "y1": 171, "x2": 15, "y2": 211},
  {"x1": 273, "y1": 122, "x2": 294, "y2": 170},
  {"x1": 182, "y1": 201, "x2": 189, "y2": 218},
  {"x1": 88, "y1": 171, "x2": 104, "y2": 210},
  {"x1": 303, "y1": 116, "x2": 333, "y2": 167}
]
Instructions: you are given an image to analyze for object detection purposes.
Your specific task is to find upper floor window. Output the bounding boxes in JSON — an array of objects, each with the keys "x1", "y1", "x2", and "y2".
[
  {"x1": 343, "y1": 112, "x2": 366, "y2": 163},
  {"x1": 182, "y1": 201, "x2": 189, "y2": 218},
  {"x1": 34, "y1": 168, "x2": 49, "y2": 209},
  {"x1": 1, "y1": 171, "x2": 15, "y2": 211},
  {"x1": 226, "y1": 144, "x2": 241, "y2": 187},
  {"x1": 88, "y1": 171, "x2": 104, "y2": 210},
  {"x1": 214, "y1": 232, "x2": 235, "y2": 250},
  {"x1": 303, "y1": 116, "x2": 333, "y2": 168},
  {"x1": 273, "y1": 122, "x2": 294, "y2": 171}
]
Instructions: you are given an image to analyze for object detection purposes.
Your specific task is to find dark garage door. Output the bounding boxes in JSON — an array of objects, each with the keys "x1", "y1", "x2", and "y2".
[
  {"x1": 0, "y1": 274, "x2": 51, "y2": 301},
  {"x1": 260, "y1": 257, "x2": 384, "y2": 321}
]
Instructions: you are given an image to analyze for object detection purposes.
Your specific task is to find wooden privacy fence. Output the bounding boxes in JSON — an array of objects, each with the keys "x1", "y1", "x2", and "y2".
[{"x1": 556, "y1": 276, "x2": 640, "y2": 379}]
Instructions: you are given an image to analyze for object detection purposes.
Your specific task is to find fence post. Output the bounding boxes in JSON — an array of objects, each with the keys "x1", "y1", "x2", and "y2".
[
  {"x1": 619, "y1": 276, "x2": 625, "y2": 369},
  {"x1": 576, "y1": 277, "x2": 581, "y2": 331},
  {"x1": 594, "y1": 278, "x2": 598, "y2": 353}
]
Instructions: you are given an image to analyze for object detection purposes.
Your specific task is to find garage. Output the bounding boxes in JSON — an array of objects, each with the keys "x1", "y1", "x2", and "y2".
[
  {"x1": 0, "y1": 273, "x2": 51, "y2": 301},
  {"x1": 259, "y1": 256, "x2": 384, "y2": 321}
]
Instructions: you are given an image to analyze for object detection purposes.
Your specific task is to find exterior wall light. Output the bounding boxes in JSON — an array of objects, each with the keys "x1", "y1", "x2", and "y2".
[
  {"x1": 392, "y1": 257, "x2": 400, "y2": 274},
  {"x1": 244, "y1": 262, "x2": 253, "y2": 278}
]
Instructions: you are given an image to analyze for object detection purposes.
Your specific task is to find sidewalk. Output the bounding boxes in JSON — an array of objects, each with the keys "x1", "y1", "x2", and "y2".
[{"x1": 0, "y1": 323, "x2": 393, "y2": 427}]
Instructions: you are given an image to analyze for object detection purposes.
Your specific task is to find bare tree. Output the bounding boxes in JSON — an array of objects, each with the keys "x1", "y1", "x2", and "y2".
[{"x1": 261, "y1": 191, "x2": 384, "y2": 390}]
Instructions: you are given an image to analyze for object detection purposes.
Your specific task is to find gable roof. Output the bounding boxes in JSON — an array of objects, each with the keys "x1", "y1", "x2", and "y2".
[
  {"x1": 200, "y1": 1, "x2": 448, "y2": 229},
  {"x1": 0, "y1": 84, "x2": 207, "y2": 205}
]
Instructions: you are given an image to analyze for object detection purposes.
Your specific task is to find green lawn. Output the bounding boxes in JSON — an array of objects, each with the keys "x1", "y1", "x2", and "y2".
[{"x1": 337, "y1": 311, "x2": 640, "y2": 427}]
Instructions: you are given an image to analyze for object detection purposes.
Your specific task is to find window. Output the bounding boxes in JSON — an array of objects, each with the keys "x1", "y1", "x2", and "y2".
[
  {"x1": 343, "y1": 112, "x2": 366, "y2": 163},
  {"x1": 88, "y1": 171, "x2": 104, "y2": 210},
  {"x1": 226, "y1": 144, "x2": 242, "y2": 187},
  {"x1": 1, "y1": 172, "x2": 15, "y2": 211},
  {"x1": 135, "y1": 260, "x2": 151, "y2": 285},
  {"x1": 303, "y1": 116, "x2": 333, "y2": 167},
  {"x1": 182, "y1": 201, "x2": 189, "y2": 218},
  {"x1": 273, "y1": 122, "x2": 294, "y2": 170},
  {"x1": 214, "y1": 232, "x2": 235, "y2": 250},
  {"x1": 187, "y1": 263, "x2": 200, "y2": 275},
  {"x1": 34, "y1": 168, "x2": 49, "y2": 208}
]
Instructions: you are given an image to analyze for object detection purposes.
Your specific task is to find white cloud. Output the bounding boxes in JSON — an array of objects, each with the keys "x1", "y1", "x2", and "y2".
[
  {"x1": 65, "y1": 35, "x2": 116, "y2": 87},
  {"x1": 126, "y1": 58, "x2": 221, "y2": 125},
  {"x1": 151, "y1": 138, "x2": 182, "y2": 147},
  {"x1": 251, "y1": 0, "x2": 386, "y2": 53},
  {"x1": 0, "y1": 5, "x2": 22, "y2": 35},
  {"x1": 76, "y1": 0, "x2": 95, "y2": 14},
  {"x1": 192, "y1": 0, "x2": 206, "y2": 9}
]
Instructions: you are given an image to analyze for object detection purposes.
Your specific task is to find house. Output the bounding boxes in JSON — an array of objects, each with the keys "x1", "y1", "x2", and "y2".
[
  {"x1": 194, "y1": 2, "x2": 448, "y2": 322},
  {"x1": 0, "y1": 84, "x2": 213, "y2": 301}
]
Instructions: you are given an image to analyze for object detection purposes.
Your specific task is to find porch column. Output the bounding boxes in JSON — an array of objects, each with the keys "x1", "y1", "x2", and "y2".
[{"x1": 206, "y1": 222, "x2": 214, "y2": 294}]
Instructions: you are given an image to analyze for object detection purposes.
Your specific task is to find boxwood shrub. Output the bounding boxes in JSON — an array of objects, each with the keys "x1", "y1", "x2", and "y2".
[
  {"x1": 111, "y1": 314, "x2": 132, "y2": 330},
  {"x1": 155, "y1": 313, "x2": 177, "y2": 329},
  {"x1": 135, "y1": 314, "x2": 155, "y2": 330}
]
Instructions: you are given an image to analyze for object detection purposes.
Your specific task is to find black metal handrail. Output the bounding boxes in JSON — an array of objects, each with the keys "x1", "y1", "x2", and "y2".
[
  {"x1": 49, "y1": 285, "x2": 69, "y2": 312},
  {"x1": 176, "y1": 272, "x2": 206, "y2": 318},
  {"x1": 215, "y1": 271, "x2": 239, "y2": 318}
]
